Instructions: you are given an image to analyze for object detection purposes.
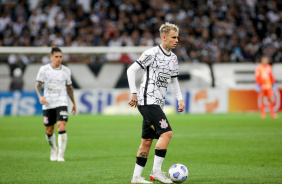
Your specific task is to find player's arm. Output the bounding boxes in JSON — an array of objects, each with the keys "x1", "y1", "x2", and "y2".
[
  {"x1": 255, "y1": 67, "x2": 261, "y2": 93},
  {"x1": 170, "y1": 77, "x2": 185, "y2": 112},
  {"x1": 127, "y1": 62, "x2": 142, "y2": 108},
  {"x1": 66, "y1": 85, "x2": 76, "y2": 115},
  {"x1": 35, "y1": 81, "x2": 47, "y2": 105},
  {"x1": 269, "y1": 66, "x2": 276, "y2": 88}
]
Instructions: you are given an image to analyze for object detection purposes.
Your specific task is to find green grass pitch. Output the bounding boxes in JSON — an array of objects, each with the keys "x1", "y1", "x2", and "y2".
[{"x1": 0, "y1": 113, "x2": 281, "y2": 184}]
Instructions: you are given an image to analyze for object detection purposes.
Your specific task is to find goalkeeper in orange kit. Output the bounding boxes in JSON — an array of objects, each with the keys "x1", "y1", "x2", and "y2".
[{"x1": 255, "y1": 55, "x2": 278, "y2": 119}]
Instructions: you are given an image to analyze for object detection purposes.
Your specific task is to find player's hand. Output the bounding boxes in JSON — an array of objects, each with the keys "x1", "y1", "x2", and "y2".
[
  {"x1": 272, "y1": 83, "x2": 276, "y2": 90},
  {"x1": 39, "y1": 96, "x2": 47, "y2": 105},
  {"x1": 256, "y1": 84, "x2": 261, "y2": 93},
  {"x1": 128, "y1": 93, "x2": 138, "y2": 108},
  {"x1": 72, "y1": 104, "x2": 76, "y2": 115},
  {"x1": 178, "y1": 100, "x2": 185, "y2": 112}
]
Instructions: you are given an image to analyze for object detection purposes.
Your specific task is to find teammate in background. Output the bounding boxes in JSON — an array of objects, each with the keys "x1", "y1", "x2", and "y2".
[
  {"x1": 255, "y1": 55, "x2": 278, "y2": 119},
  {"x1": 127, "y1": 22, "x2": 185, "y2": 184},
  {"x1": 35, "y1": 47, "x2": 76, "y2": 162}
]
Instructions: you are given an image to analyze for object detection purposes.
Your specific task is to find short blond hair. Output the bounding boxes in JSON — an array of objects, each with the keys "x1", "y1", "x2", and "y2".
[{"x1": 159, "y1": 22, "x2": 179, "y2": 35}]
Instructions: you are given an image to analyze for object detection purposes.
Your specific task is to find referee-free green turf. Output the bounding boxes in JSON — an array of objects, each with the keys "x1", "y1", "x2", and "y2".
[{"x1": 0, "y1": 113, "x2": 281, "y2": 184}]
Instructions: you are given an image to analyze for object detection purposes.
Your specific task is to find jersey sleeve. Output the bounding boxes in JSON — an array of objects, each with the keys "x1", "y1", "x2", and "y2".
[
  {"x1": 255, "y1": 66, "x2": 261, "y2": 85},
  {"x1": 66, "y1": 68, "x2": 72, "y2": 85},
  {"x1": 136, "y1": 49, "x2": 155, "y2": 69},
  {"x1": 171, "y1": 56, "x2": 179, "y2": 78},
  {"x1": 36, "y1": 66, "x2": 44, "y2": 82}
]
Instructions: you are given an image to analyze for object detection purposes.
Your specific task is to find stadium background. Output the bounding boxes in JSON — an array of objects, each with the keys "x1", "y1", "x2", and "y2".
[
  {"x1": 0, "y1": 1, "x2": 282, "y2": 184},
  {"x1": 0, "y1": 0, "x2": 281, "y2": 116}
]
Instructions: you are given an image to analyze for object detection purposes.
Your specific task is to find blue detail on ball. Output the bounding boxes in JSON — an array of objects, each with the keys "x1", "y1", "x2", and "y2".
[
  {"x1": 180, "y1": 166, "x2": 187, "y2": 173},
  {"x1": 182, "y1": 176, "x2": 187, "y2": 181},
  {"x1": 173, "y1": 172, "x2": 180, "y2": 179},
  {"x1": 170, "y1": 164, "x2": 177, "y2": 169}
]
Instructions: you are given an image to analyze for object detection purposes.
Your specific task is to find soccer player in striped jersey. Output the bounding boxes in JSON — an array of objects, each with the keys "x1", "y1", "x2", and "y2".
[
  {"x1": 127, "y1": 22, "x2": 185, "y2": 184},
  {"x1": 35, "y1": 47, "x2": 76, "y2": 162}
]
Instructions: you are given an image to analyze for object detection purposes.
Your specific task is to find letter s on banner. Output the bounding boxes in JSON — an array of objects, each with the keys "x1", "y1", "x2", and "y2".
[{"x1": 80, "y1": 92, "x2": 93, "y2": 113}]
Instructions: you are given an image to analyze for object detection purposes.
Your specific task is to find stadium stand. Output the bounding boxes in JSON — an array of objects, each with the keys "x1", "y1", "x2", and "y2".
[
  {"x1": 0, "y1": 0, "x2": 280, "y2": 64},
  {"x1": 0, "y1": 0, "x2": 281, "y2": 91}
]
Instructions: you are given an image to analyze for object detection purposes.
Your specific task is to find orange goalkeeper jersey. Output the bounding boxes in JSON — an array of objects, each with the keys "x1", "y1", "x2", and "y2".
[{"x1": 255, "y1": 64, "x2": 275, "y2": 90}]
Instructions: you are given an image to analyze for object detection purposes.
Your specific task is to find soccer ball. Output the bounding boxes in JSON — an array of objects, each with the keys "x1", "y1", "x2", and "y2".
[{"x1": 168, "y1": 164, "x2": 188, "y2": 183}]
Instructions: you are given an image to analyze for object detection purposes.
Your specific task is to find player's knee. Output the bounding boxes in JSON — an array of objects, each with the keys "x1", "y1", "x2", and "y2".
[
  {"x1": 165, "y1": 131, "x2": 173, "y2": 140},
  {"x1": 142, "y1": 139, "x2": 153, "y2": 148},
  {"x1": 57, "y1": 121, "x2": 66, "y2": 131},
  {"x1": 45, "y1": 128, "x2": 54, "y2": 135}
]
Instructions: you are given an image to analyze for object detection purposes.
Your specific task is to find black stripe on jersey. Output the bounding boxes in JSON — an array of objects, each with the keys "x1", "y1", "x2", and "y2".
[
  {"x1": 136, "y1": 61, "x2": 144, "y2": 69},
  {"x1": 144, "y1": 66, "x2": 150, "y2": 105},
  {"x1": 171, "y1": 75, "x2": 179, "y2": 78},
  {"x1": 158, "y1": 45, "x2": 171, "y2": 57}
]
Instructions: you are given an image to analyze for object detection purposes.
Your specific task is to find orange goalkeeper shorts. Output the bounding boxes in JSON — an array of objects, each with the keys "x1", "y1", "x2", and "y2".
[{"x1": 259, "y1": 89, "x2": 273, "y2": 98}]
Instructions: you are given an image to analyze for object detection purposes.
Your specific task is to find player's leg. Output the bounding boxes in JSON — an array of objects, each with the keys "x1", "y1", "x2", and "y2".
[
  {"x1": 132, "y1": 108, "x2": 154, "y2": 183},
  {"x1": 45, "y1": 125, "x2": 55, "y2": 148},
  {"x1": 154, "y1": 131, "x2": 172, "y2": 171},
  {"x1": 258, "y1": 92, "x2": 266, "y2": 118},
  {"x1": 56, "y1": 106, "x2": 68, "y2": 162},
  {"x1": 43, "y1": 109, "x2": 57, "y2": 161},
  {"x1": 148, "y1": 105, "x2": 173, "y2": 183},
  {"x1": 132, "y1": 138, "x2": 154, "y2": 183},
  {"x1": 267, "y1": 95, "x2": 278, "y2": 119},
  {"x1": 57, "y1": 120, "x2": 67, "y2": 162}
]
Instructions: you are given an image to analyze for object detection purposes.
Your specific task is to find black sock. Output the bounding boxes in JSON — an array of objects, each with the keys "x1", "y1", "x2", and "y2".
[
  {"x1": 155, "y1": 149, "x2": 167, "y2": 158},
  {"x1": 46, "y1": 133, "x2": 53, "y2": 137},
  {"x1": 58, "y1": 130, "x2": 66, "y2": 134},
  {"x1": 136, "y1": 157, "x2": 147, "y2": 167}
]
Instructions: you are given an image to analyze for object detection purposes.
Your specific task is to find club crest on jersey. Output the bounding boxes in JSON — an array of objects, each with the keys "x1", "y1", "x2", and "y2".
[
  {"x1": 44, "y1": 116, "x2": 49, "y2": 124},
  {"x1": 159, "y1": 119, "x2": 168, "y2": 129}
]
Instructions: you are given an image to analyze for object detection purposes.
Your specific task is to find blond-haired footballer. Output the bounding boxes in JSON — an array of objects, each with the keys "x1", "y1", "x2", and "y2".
[{"x1": 127, "y1": 22, "x2": 185, "y2": 184}]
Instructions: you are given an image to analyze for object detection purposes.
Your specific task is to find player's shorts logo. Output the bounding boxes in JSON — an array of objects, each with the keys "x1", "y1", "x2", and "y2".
[
  {"x1": 44, "y1": 116, "x2": 49, "y2": 124},
  {"x1": 60, "y1": 111, "x2": 68, "y2": 116},
  {"x1": 159, "y1": 119, "x2": 168, "y2": 129}
]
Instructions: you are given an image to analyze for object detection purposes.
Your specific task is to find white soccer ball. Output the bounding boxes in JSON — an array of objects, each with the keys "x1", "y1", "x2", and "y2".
[{"x1": 168, "y1": 163, "x2": 188, "y2": 183}]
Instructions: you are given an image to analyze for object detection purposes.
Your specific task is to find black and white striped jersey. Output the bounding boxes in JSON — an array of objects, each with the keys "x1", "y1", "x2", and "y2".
[{"x1": 136, "y1": 45, "x2": 179, "y2": 108}]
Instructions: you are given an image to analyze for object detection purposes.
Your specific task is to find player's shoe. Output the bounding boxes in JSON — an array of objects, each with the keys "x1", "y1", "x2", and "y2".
[
  {"x1": 131, "y1": 176, "x2": 153, "y2": 183},
  {"x1": 261, "y1": 113, "x2": 266, "y2": 119},
  {"x1": 271, "y1": 113, "x2": 278, "y2": 119},
  {"x1": 50, "y1": 148, "x2": 58, "y2": 161},
  {"x1": 57, "y1": 152, "x2": 65, "y2": 162},
  {"x1": 150, "y1": 171, "x2": 173, "y2": 183}
]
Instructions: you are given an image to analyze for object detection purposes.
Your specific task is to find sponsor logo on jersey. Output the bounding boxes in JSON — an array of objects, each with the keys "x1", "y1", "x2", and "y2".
[
  {"x1": 44, "y1": 116, "x2": 49, "y2": 124},
  {"x1": 155, "y1": 98, "x2": 165, "y2": 105},
  {"x1": 59, "y1": 111, "x2": 68, "y2": 116},
  {"x1": 157, "y1": 73, "x2": 170, "y2": 88},
  {"x1": 159, "y1": 119, "x2": 168, "y2": 129}
]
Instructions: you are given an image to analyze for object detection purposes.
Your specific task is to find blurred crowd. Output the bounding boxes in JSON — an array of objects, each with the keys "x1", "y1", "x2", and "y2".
[{"x1": 0, "y1": 0, "x2": 281, "y2": 65}]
